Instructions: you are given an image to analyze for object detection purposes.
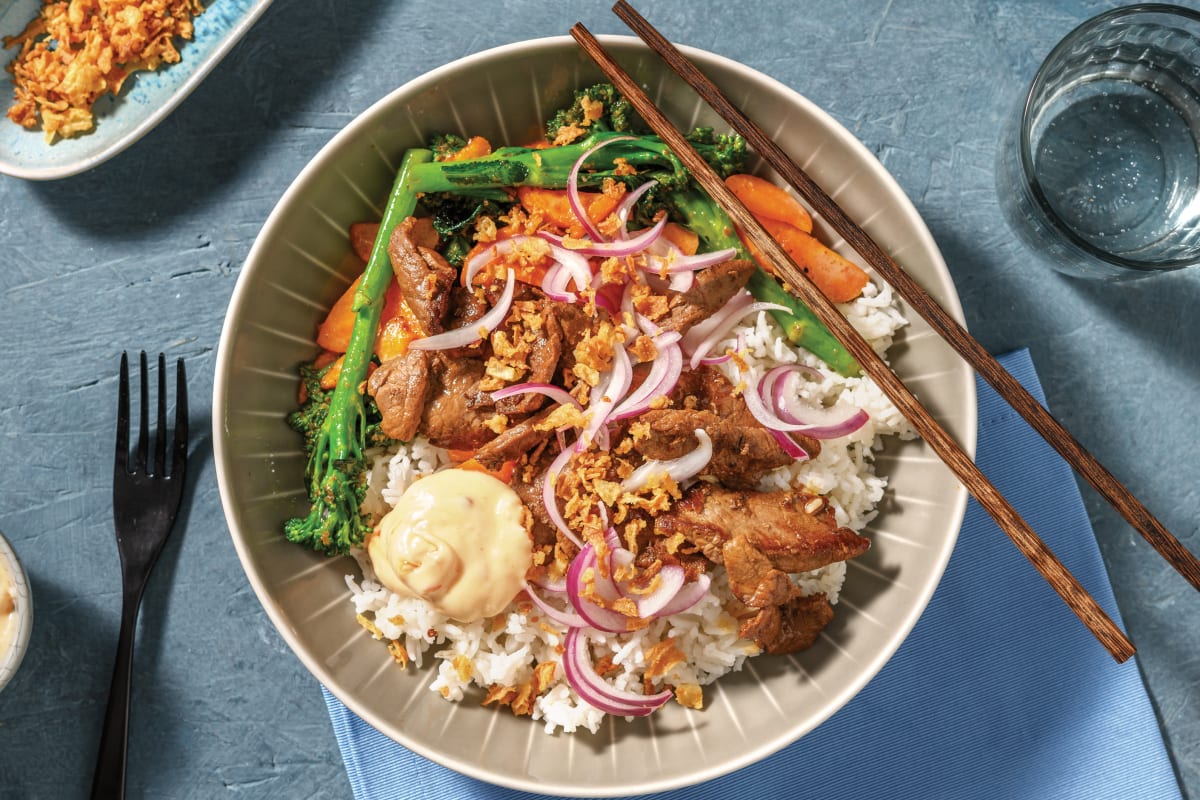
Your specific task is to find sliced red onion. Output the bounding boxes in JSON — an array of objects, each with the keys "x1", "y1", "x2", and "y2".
[
  {"x1": 566, "y1": 544, "x2": 631, "y2": 633},
  {"x1": 609, "y1": 339, "x2": 683, "y2": 422},
  {"x1": 562, "y1": 627, "x2": 672, "y2": 716},
  {"x1": 568, "y1": 135, "x2": 635, "y2": 242},
  {"x1": 523, "y1": 582, "x2": 586, "y2": 627},
  {"x1": 621, "y1": 429, "x2": 713, "y2": 492},
  {"x1": 529, "y1": 571, "x2": 567, "y2": 593},
  {"x1": 579, "y1": 341, "x2": 633, "y2": 450},
  {"x1": 698, "y1": 331, "x2": 745, "y2": 366},
  {"x1": 491, "y1": 382, "x2": 581, "y2": 409},
  {"x1": 540, "y1": 215, "x2": 667, "y2": 258},
  {"x1": 410, "y1": 269, "x2": 515, "y2": 351},
  {"x1": 681, "y1": 291, "x2": 790, "y2": 369},
  {"x1": 543, "y1": 445, "x2": 585, "y2": 550},
  {"x1": 628, "y1": 564, "x2": 686, "y2": 618},
  {"x1": 614, "y1": 179, "x2": 658, "y2": 238},
  {"x1": 654, "y1": 572, "x2": 712, "y2": 617},
  {"x1": 768, "y1": 428, "x2": 811, "y2": 460},
  {"x1": 667, "y1": 269, "x2": 695, "y2": 293},
  {"x1": 760, "y1": 367, "x2": 870, "y2": 439},
  {"x1": 541, "y1": 261, "x2": 575, "y2": 303},
  {"x1": 644, "y1": 246, "x2": 738, "y2": 275}
]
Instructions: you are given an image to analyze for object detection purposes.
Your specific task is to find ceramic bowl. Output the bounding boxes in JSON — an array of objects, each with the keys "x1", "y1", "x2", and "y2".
[
  {"x1": 0, "y1": 531, "x2": 32, "y2": 692},
  {"x1": 214, "y1": 35, "x2": 976, "y2": 796}
]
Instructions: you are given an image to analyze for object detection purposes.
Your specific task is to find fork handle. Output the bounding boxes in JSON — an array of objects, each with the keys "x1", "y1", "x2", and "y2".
[{"x1": 90, "y1": 585, "x2": 143, "y2": 800}]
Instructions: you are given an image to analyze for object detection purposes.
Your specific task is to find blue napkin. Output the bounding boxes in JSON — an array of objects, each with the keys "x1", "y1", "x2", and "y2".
[{"x1": 322, "y1": 349, "x2": 1181, "y2": 800}]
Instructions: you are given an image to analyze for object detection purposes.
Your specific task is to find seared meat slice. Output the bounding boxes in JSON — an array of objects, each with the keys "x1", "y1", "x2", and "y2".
[
  {"x1": 495, "y1": 300, "x2": 565, "y2": 417},
  {"x1": 474, "y1": 405, "x2": 557, "y2": 470},
  {"x1": 723, "y1": 535, "x2": 799, "y2": 609},
  {"x1": 510, "y1": 461, "x2": 558, "y2": 550},
  {"x1": 739, "y1": 594, "x2": 834, "y2": 654},
  {"x1": 420, "y1": 355, "x2": 497, "y2": 450},
  {"x1": 653, "y1": 483, "x2": 869, "y2": 573},
  {"x1": 654, "y1": 259, "x2": 756, "y2": 334},
  {"x1": 632, "y1": 366, "x2": 819, "y2": 488},
  {"x1": 367, "y1": 350, "x2": 430, "y2": 442},
  {"x1": 635, "y1": 409, "x2": 793, "y2": 489},
  {"x1": 388, "y1": 217, "x2": 456, "y2": 335}
]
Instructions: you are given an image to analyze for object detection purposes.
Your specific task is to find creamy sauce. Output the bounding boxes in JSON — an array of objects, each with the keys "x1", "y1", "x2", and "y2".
[
  {"x1": 367, "y1": 469, "x2": 532, "y2": 623},
  {"x1": 0, "y1": 558, "x2": 16, "y2": 659}
]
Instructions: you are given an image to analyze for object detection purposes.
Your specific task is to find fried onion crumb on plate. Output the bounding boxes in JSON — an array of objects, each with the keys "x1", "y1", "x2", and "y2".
[{"x1": 3, "y1": 0, "x2": 204, "y2": 142}]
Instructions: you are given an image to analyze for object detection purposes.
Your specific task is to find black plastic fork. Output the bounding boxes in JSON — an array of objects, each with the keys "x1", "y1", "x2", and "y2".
[{"x1": 90, "y1": 352, "x2": 188, "y2": 800}]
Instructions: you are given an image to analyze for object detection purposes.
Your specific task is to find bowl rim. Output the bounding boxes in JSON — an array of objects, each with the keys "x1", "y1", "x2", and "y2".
[
  {"x1": 214, "y1": 33, "x2": 974, "y2": 795},
  {"x1": 0, "y1": 531, "x2": 33, "y2": 693}
]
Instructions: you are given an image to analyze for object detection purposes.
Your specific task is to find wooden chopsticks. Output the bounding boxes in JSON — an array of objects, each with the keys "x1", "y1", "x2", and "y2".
[
  {"x1": 609, "y1": 0, "x2": 1200, "y2": 597},
  {"x1": 570, "y1": 19, "x2": 1139, "y2": 662}
]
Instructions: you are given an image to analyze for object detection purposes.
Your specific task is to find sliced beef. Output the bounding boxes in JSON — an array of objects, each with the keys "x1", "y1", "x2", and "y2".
[
  {"x1": 654, "y1": 259, "x2": 756, "y2": 334},
  {"x1": 723, "y1": 535, "x2": 799, "y2": 609},
  {"x1": 419, "y1": 355, "x2": 496, "y2": 450},
  {"x1": 635, "y1": 408, "x2": 793, "y2": 489},
  {"x1": 474, "y1": 405, "x2": 557, "y2": 470},
  {"x1": 494, "y1": 300, "x2": 565, "y2": 417},
  {"x1": 739, "y1": 593, "x2": 834, "y2": 654},
  {"x1": 633, "y1": 366, "x2": 818, "y2": 488},
  {"x1": 388, "y1": 217, "x2": 456, "y2": 335},
  {"x1": 653, "y1": 482, "x2": 869, "y2": 573},
  {"x1": 367, "y1": 350, "x2": 430, "y2": 442}
]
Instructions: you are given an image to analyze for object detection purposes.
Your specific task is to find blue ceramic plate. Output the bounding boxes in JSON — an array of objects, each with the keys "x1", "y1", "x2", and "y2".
[{"x1": 0, "y1": 0, "x2": 272, "y2": 180}]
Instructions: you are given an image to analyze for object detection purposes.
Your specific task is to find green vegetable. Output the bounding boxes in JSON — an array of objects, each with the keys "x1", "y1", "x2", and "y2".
[
  {"x1": 544, "y1": 83, "x2": 634, "y2": 139},
  {"x1": 285, "y1": 149, "x2": 433, "y2": 556},
  {"x1": 662, "y1": 187, "x2": 861, "y2": 377}
]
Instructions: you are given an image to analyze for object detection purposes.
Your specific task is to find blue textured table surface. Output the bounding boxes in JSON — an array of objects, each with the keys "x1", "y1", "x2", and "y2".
[{"x1": 0, "y1": 1, "x2": 1196, "y2": 798}]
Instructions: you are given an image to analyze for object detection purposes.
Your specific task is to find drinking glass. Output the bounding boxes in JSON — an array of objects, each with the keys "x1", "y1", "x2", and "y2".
[{"x1": 998, "y1": 4, "x2": 1200, "y2": 280}]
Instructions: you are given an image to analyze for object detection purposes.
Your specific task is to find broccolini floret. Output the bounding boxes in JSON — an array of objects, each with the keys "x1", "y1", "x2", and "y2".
[{"x1": 545, "y1": 83, "x2": 635, "y2": 141}]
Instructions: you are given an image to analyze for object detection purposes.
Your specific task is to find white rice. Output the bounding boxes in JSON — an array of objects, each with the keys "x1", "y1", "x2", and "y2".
[{"x1": 347, "y1": 278, "x2": 913, "y2": 733}]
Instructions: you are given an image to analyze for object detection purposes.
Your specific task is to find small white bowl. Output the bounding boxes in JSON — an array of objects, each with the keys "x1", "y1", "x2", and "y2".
[{"x1": 0, "y1": 531, "x2": 32, "y2": 692}]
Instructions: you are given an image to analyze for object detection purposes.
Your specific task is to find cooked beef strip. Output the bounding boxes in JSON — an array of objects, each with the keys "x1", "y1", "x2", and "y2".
[
  {"x1": 635, "y1": 408, "x2": 794, "y2": 489},
  {"x1": 474, "y1": 404, "x2": 557, "y2": 470},
  {"x1": 654, "y1": 259, "x2": 757, "y2": 334},
  {"x1": 653, "y1": 482, "x2": 869, "y2": 573},
  {"x1": 722, "y1": 535, "x2": 800, "y2": 609},
  {"x1": 366, "y1": 350, "x2": 430, "y2": 442},
  {"x1": 495, "y1": 299, "x2": 565, "y2": 417},
  {"x1": 739, "y1": 593, "x2": 834, "y2": 654},
  {"x1": 632, "y1": 366, "x2": 818, "y2": 488},
  {"x1": 419, "y1": 354, "x2": 496, "y2": 450},
  {"x1": 388, "y1": 217, "x2": 456, "y2": 335}
]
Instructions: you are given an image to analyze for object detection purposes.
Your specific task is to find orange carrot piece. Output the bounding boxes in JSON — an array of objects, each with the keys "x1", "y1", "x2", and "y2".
[
  {"x1": 661, "y1": 222, "x2": 699, "y2": 256},
  {"x1": 457, "y1": 456, "x2": 517, "y2": 484},
  {"x1": 517, "y1": 186, "x2": 619, "y2": 235},
  {"x1": 316, "y1": 276, "x2": 361, "y2": 353},
  {"x1": 442, "y1": 136, "x2": 492, "y2": 162},
  {"x1": 319, "y1": 355, "x2": 344, "y2": 390},
  {"x1": 376, "y1": 296, "x2": 422, "y2": 362},
  {"x1": 743, "y1": 218, "x2": 869, "y2": 303},
  {"x1": 726, "y1": 174, "x2": 813, "y2": 234}
]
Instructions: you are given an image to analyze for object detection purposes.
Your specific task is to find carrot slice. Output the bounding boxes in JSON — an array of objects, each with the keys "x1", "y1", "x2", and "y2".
[
  {"x1": 741, "y1": 218, "x2": 869, "y2": 303},
  {"x1": 726, "y1": 174, "x2": 813, "y2": 233},
  {"x1": 316, "y1": 277, "x2": 361, "y2": 353},
  {"x1": 661, "y1": 222, "x2": 699, "y2": 256},
  {"x1": 517, "y1": 186, "x2": 619, "y2": 236},
  {"x1": 376, "y1": 296, "x2": 422, "y2": 362},
  {"x1": 441, "y1": 135, "x2": 492, "y2": 161},
  {"x1": 457, "y1": 456, "x2": 517, "y2": 484}
]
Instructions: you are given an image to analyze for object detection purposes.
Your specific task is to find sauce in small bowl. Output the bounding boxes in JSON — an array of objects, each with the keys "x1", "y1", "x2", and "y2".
[{"x1": 0, "y1": 532, "x2": 32, "y2": 692}]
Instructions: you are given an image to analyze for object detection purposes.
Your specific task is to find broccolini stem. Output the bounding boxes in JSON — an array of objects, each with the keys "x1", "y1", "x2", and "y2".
[
  {"x1": 286, "y1": 148, "x2": 435, "y2": 555},
  {"x1": 667, "y1": 188, "x2": 860, "y2": 377}
]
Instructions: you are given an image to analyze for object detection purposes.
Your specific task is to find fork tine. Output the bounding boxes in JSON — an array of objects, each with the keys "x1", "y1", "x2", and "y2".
[
  {"x1": 136, "y1": 352, "x2": 150, "y2": 473},
  {"x1": 154, "y1": 353, "x2": 167, "y2": 476},
  {"x1": 173, "y1": 358, "x2": 188, "y2": 478},
  {"x1": 115, "y1": 352, "x2": 130, "y2": 475}
]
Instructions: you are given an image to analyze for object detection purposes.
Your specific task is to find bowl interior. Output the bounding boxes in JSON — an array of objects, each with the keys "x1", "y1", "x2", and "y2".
[{"x1": 214, "y1": 35, "x2": 975, "y2": 796}]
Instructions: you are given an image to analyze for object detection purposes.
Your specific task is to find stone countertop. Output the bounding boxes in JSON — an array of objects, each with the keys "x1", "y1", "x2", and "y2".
[{"x1": 0, "y1": 0, "x2": 1196, "y2": 797}]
